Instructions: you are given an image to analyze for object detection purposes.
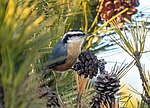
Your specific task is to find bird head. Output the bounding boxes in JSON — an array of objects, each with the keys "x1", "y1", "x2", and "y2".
[{"x1": 61, "y1": 30, "x2": 88, "y2": 44}]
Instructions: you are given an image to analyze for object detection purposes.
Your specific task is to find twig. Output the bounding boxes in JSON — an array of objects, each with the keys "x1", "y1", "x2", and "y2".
[{"x1": 134, "y1": 51, "x2": 150, "y2": 106}]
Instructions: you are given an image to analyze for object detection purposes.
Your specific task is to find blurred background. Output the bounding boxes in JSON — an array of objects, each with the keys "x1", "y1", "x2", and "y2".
[{"x1": 0, "y1": 0, "x2": 150, "y2": 108}]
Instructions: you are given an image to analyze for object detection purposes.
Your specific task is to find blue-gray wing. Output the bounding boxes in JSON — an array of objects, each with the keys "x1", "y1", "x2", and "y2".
[
  {"x1": 50, "y1": 40, "x2": 67, "y2": 60},
  {"x1": 44, "y1": 40, "x2": 67, "y2": 69}
]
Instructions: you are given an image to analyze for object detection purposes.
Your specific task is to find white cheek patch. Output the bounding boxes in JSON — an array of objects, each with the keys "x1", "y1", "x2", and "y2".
[{"x1": 67, "y1": 37, "x2": 84, "y2": 43}]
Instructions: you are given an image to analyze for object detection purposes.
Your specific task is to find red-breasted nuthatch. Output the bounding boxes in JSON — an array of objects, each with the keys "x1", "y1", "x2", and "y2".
[{"x1": 44, "y1": 30, "x2": 88, "y2": 72}]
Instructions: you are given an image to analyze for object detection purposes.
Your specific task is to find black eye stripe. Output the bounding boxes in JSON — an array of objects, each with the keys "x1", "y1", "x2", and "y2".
[
  {"x1": 69, "y1": 30, "x2": 84, "y2": 32},
  {"x1": 67, "y1": 33, "x2": 84, "y2": 37}
]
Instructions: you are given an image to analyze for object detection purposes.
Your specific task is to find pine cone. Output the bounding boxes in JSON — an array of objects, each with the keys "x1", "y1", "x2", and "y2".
[
  {"x1": 90, "y1": 93, "x2": 116, "y2": 108},
  {"x1": 0, "y1": 84, "x2": 4, "y2": 108},
  {"x1": 38, "y1": 86, "x2": 60, "y2": 108},
  {"x1": 73, "y1": 51, "x2": 99, "y2": 79},
  {"x1": 97, "y1": 0, "x2": 139, "y2": 28},
  {"x1": 94, "y1": 74, "x2": 120, "y2": 106},
  {"x1": 47, "y1": 91, "x2": 60, "y2": 108}
]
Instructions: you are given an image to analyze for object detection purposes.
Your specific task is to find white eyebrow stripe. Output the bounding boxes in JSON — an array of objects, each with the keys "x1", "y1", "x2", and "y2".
[{"x1": 65, "y1": 31, "x2": 84, "y2": 35}]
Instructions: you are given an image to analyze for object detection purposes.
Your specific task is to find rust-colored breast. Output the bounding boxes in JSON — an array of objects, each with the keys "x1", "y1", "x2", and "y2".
[{"x1": 54, "y1": 41, "x2": 82, "y2": 71}]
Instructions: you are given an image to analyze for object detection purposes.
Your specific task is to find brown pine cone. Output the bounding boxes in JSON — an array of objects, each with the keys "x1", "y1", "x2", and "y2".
[
  {"x1": 114, "y1": 0, "x2": 121, "y2": 8},
  {"x1": 97, "y1": 0, "x2": 139, "y2": 28}
]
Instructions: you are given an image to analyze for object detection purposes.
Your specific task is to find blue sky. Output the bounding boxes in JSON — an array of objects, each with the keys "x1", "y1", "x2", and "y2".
[{"x1": 138, "y1": 0, "x2": 150, "y2": 12}]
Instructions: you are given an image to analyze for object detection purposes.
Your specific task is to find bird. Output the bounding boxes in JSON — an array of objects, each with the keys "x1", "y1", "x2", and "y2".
[{"x1": 43, "y1": 30, "x2": 88, "y2": 72}]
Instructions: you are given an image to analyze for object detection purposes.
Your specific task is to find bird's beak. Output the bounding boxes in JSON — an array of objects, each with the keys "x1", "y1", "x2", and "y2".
[{"x1": 85, "y1": 34, "x2": 90, "y2": 37}]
